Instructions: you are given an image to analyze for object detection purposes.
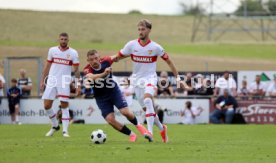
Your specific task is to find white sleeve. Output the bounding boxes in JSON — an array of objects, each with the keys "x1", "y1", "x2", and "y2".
[
  {"x1": 0, "y1": 75, "x2": 5, "y2": 84},
  {"x1": 72, "y1": 51, "x2": 80, "y2": 66},
  {"x1": 28, "y1": 78, "x2": 32, "y2": 86},
  {"x1": 267, "y1": 84, "x2": 273, "y2": 93},
  {"x1": 119, "y1": 41, "x2": 133, "y2": 56},
  {"x1": 47, "y1": 48, "x2": 53, "y2": 62},
  {"x1": 215, "y1": 78, "x2": 221, "y2": 88},
  {"x1": 231, "y1": 78, "x2": 237, "y2": 88},
  {"x1": 156, "y1": 44, "x2": 169, "y2": 60},
  {"x1": 248, "y1": 83, "x2": 254, "y2": 92}
]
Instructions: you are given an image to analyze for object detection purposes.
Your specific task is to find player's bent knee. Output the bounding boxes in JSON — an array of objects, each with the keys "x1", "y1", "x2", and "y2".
[{"x1": 105, "y1": 115, "x2": 115, "y2": 125}]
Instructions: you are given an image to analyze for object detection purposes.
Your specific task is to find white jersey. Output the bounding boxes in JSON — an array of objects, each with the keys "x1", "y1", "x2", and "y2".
[
  {"x1": 215, "y1": 77, "x2": 237, "y2": 96},
  {"x1": 119, "y1": 39, "x2": 169, "y2": 80},
  {"x1": 267, "y1": 82, "x2": 276, "y2": 94},
  {"x1": 47, "y1": 46, "x2": 79, "y2": 88}
]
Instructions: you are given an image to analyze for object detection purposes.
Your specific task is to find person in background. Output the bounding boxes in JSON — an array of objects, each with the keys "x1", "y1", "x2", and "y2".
[
  {"x1": 194, "y1": 74, "x2": 213, "y2": 96},
  {"x1": 210, "y1": 89, "x2": 238, "y2": 124},
  {"x1": 248, "y1": 74, "x2": 266, "y2": 98},
  {"x1": 214, "y1": 71, "x2": 237, "y2": 97},
  {"x1": 157, "y1": 71, "x2": 174, "y2": 98},
  {"x1": 267, "y1": 74, "x2": 276, "y2": 98},
  {"x1": 119, "y1": 77, "x2": 134, "y2": 107},
  {"x1": 185, "y1": 72, "x2": 195, "y2": 95},
  {"x1": 180, "y1": 101, "x2": 203, "y2": 124},
  {"x1": 0, "y1": 73, "x2": 5, "y2": 105},
  {"x1": 7, "y1": 79, "x2": 22, "y2": 124},
  {"x1": 18, "y1": 69, "x2": 32, "y2": 97},
  {"x1": 238, "y1": 80, "x2": 249, "y2": 99}
]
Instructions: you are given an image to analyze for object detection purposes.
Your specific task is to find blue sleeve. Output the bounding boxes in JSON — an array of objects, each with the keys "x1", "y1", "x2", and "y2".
[
  {"x1": 7, "y1": 89, "x2": 10, "y2": 97},
  {"x1": 231, "y1": 97, "x2": 238, "y2": 108},
  {"x1": 215, "y1": 96, "x2": 222, "y2": 104}
]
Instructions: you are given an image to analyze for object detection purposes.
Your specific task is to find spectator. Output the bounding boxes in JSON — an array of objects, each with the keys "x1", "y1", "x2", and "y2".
[
  {"x1": 7, "y1": 79, "x2": 22, "y2": 124},
  {"x1": 0, "y1": 73, "x2": 5, "y2": 105},
  {"x1": 119, "y1": 77, "x2": 134, "y2": 106},
  {"x1": 267, "y1": 74, "x2": 276, "y2": 98},
  {"x1": 70, "y1": 81, "x2": 77, "y2": 98},
  {"x1": 180, "y1": 101, "x2": 203, "y2": 124},
  {"x1": 157, "y1": 71, "x2": 174, "y2": 98},
  {"x1": 238, "y1": 80, "x2": 249, "y2": 99},
  {"x1": 194, "y1": 74, "x2": 213, "y2": 96},
  {"x1": 214, "y1": 71, "x2": 237, "y2": 97},
  {"x1": 18, "y1": 69, "x2": 32, "y2": 97},
  {"x1": 248, "y1": 75, "x2": 266, "y2": 97},
  {"x1": 185, "y1": 72, "x2": 195, "y2": 95},
  {"x1": 210, "y1": 89, "x2": 238, "y2": 124}
]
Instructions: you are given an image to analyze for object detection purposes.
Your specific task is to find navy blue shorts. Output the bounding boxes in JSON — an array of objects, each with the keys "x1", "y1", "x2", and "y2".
[{"x1": 95, "y1": 86, "x2": 128, "y2": 118}]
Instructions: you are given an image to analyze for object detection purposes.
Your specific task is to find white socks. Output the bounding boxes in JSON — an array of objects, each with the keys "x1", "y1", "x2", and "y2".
[
  {"x1": 46, "y1": 108, "x2": 58, "y2": 127},
  {"x1": 154, "y1": 115, "x2": 164, "y2": 131},
  {"x1": 144, "y1": 98, "x2": 155, "y2": 135},
  {"x1": 15, "y1": 115, "x2": 19, "y2": 122},
  {"x1": 62, "y1": 108, "x2": 70, "y2": 133}
]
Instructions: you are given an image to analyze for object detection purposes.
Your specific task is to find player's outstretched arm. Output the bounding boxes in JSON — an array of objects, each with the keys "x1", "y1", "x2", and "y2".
[
  {"x1": 40, "y1": 61, "x2": 52, "y2": 91},
  {"x1": 86, "y1": 67, "x2": 112, "y2": 81},
  {"x1": 164, "y1": 58, "x2": 179, "y2": 78},
  {"x1": 110, "y1": 54, "x2": 129, "y2": 62},
  {"x1": 164, "y1": 58, "x2": 188, "y2": 89}
]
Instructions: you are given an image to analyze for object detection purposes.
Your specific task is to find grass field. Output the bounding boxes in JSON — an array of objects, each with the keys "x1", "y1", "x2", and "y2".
[{"x1": 1, "y1": 124, "x2": 276, "y2": 163}]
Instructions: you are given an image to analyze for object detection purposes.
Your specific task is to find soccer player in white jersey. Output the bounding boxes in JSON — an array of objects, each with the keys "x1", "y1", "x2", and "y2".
[
  {"x1": 114, "y1": 19, "x2": 180, "y2": 143},
  {"x1": 40, "y1": 33, "x2": 81, "y2": 137}
]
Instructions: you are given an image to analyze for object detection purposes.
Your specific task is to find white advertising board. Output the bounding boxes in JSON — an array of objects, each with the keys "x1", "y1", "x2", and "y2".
[{"x1": 0, "y1": 99, "x2": 209, "y2": 124}]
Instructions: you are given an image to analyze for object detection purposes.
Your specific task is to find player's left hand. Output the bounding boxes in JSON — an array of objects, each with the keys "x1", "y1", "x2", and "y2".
[{"x1": 75, "y1": 87, "x2": 81, "y2": 96}]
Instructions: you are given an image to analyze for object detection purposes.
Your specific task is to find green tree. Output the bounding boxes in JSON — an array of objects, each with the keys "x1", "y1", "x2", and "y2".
[
  {"x1": 180, "y1": 2, "x2": 205, "y2": 15},
  {"x1": 235, "y1": 0, "x2": 267, "y2": 16},
  {"x1": 267, "y1": 0, "x2": 276, "y2": 15}
]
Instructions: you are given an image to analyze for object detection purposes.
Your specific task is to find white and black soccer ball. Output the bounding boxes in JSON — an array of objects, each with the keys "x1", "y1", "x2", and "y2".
[{"x1": 90, "y1": 129, "x2": 107, "y2": 144}]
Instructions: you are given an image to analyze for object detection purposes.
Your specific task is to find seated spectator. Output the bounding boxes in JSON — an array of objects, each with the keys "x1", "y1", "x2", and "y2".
[
  {"x1": 119, "y1": 77, "x2": 134, "y2": 106},
  {"x1": 0, "y1": 73, "x2": 5, "y2": 105},
  {"x1": 214, "y1": 71, "x2": 237, "y2": 97},
  {"x1": 7, "y1": 79, "x2": 22, "y2": 124},
  {"x1": 180, "y1": 101, "x2": 203, "y2": 124},
  {"x1": 267, "y1": 74, "x2": 276, "y2": 98},
  {"x1": 194, "y1": 74, "x2": 213, "y2": 96},
  {"x1": 18, "y1": 69, "x2": 32, "y2": 97},
  {"x1": 185, "y1": 72, "x2": 195, "y2": 95},
  {"x1": 210, "y1": 89, "x2": 238, "y2": 124},
  {"x1": 157, "y1": 71, "x2": 174, "y2": 98},
  {"x1": 238, "y1": 80, "x2": 249, "y2": 99},
  {"x1": 248, "y1": 74, "x2": 266, "y2": 98}
]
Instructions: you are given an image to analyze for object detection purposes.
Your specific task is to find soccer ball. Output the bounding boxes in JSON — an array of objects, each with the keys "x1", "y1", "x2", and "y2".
[{"x1": 90, "y1": 129, "x2": 107, "y2": 144}]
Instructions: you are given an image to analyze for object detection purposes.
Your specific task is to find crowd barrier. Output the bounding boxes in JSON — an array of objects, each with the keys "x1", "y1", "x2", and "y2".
[{"x1": 1, "y1": 97, "x2": 275, "y2": 124}]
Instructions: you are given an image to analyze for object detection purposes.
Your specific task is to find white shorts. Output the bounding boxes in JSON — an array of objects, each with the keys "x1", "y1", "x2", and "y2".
[
  {"x1": 42, "y1": 86, "x2": 70, "y2": 102},
  {"x1": 134, "y1": 77, "x2": 157, "y2": 108}
]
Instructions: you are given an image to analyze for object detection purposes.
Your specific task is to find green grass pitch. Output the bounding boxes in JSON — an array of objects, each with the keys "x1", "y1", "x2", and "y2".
[{"x1": 0, "y1": 124, "x2": 276, "y2": 163}]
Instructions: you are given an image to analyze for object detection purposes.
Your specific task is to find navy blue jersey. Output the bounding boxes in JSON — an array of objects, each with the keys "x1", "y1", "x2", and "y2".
[
  {"x1": 7, "y1": 86, "x2": 21, "y2": 104},
  {"x1": 83, "y1": 56, "x2": 118, "y2": 97}
]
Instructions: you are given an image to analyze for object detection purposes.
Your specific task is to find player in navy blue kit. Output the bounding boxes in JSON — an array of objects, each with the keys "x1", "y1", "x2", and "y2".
[
  {"x1": 7, "y1": 79, "x2": 22, "y2": 124},
  {"x1": 83, "y1": 49, "x2": 152, "y2": 142}
]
